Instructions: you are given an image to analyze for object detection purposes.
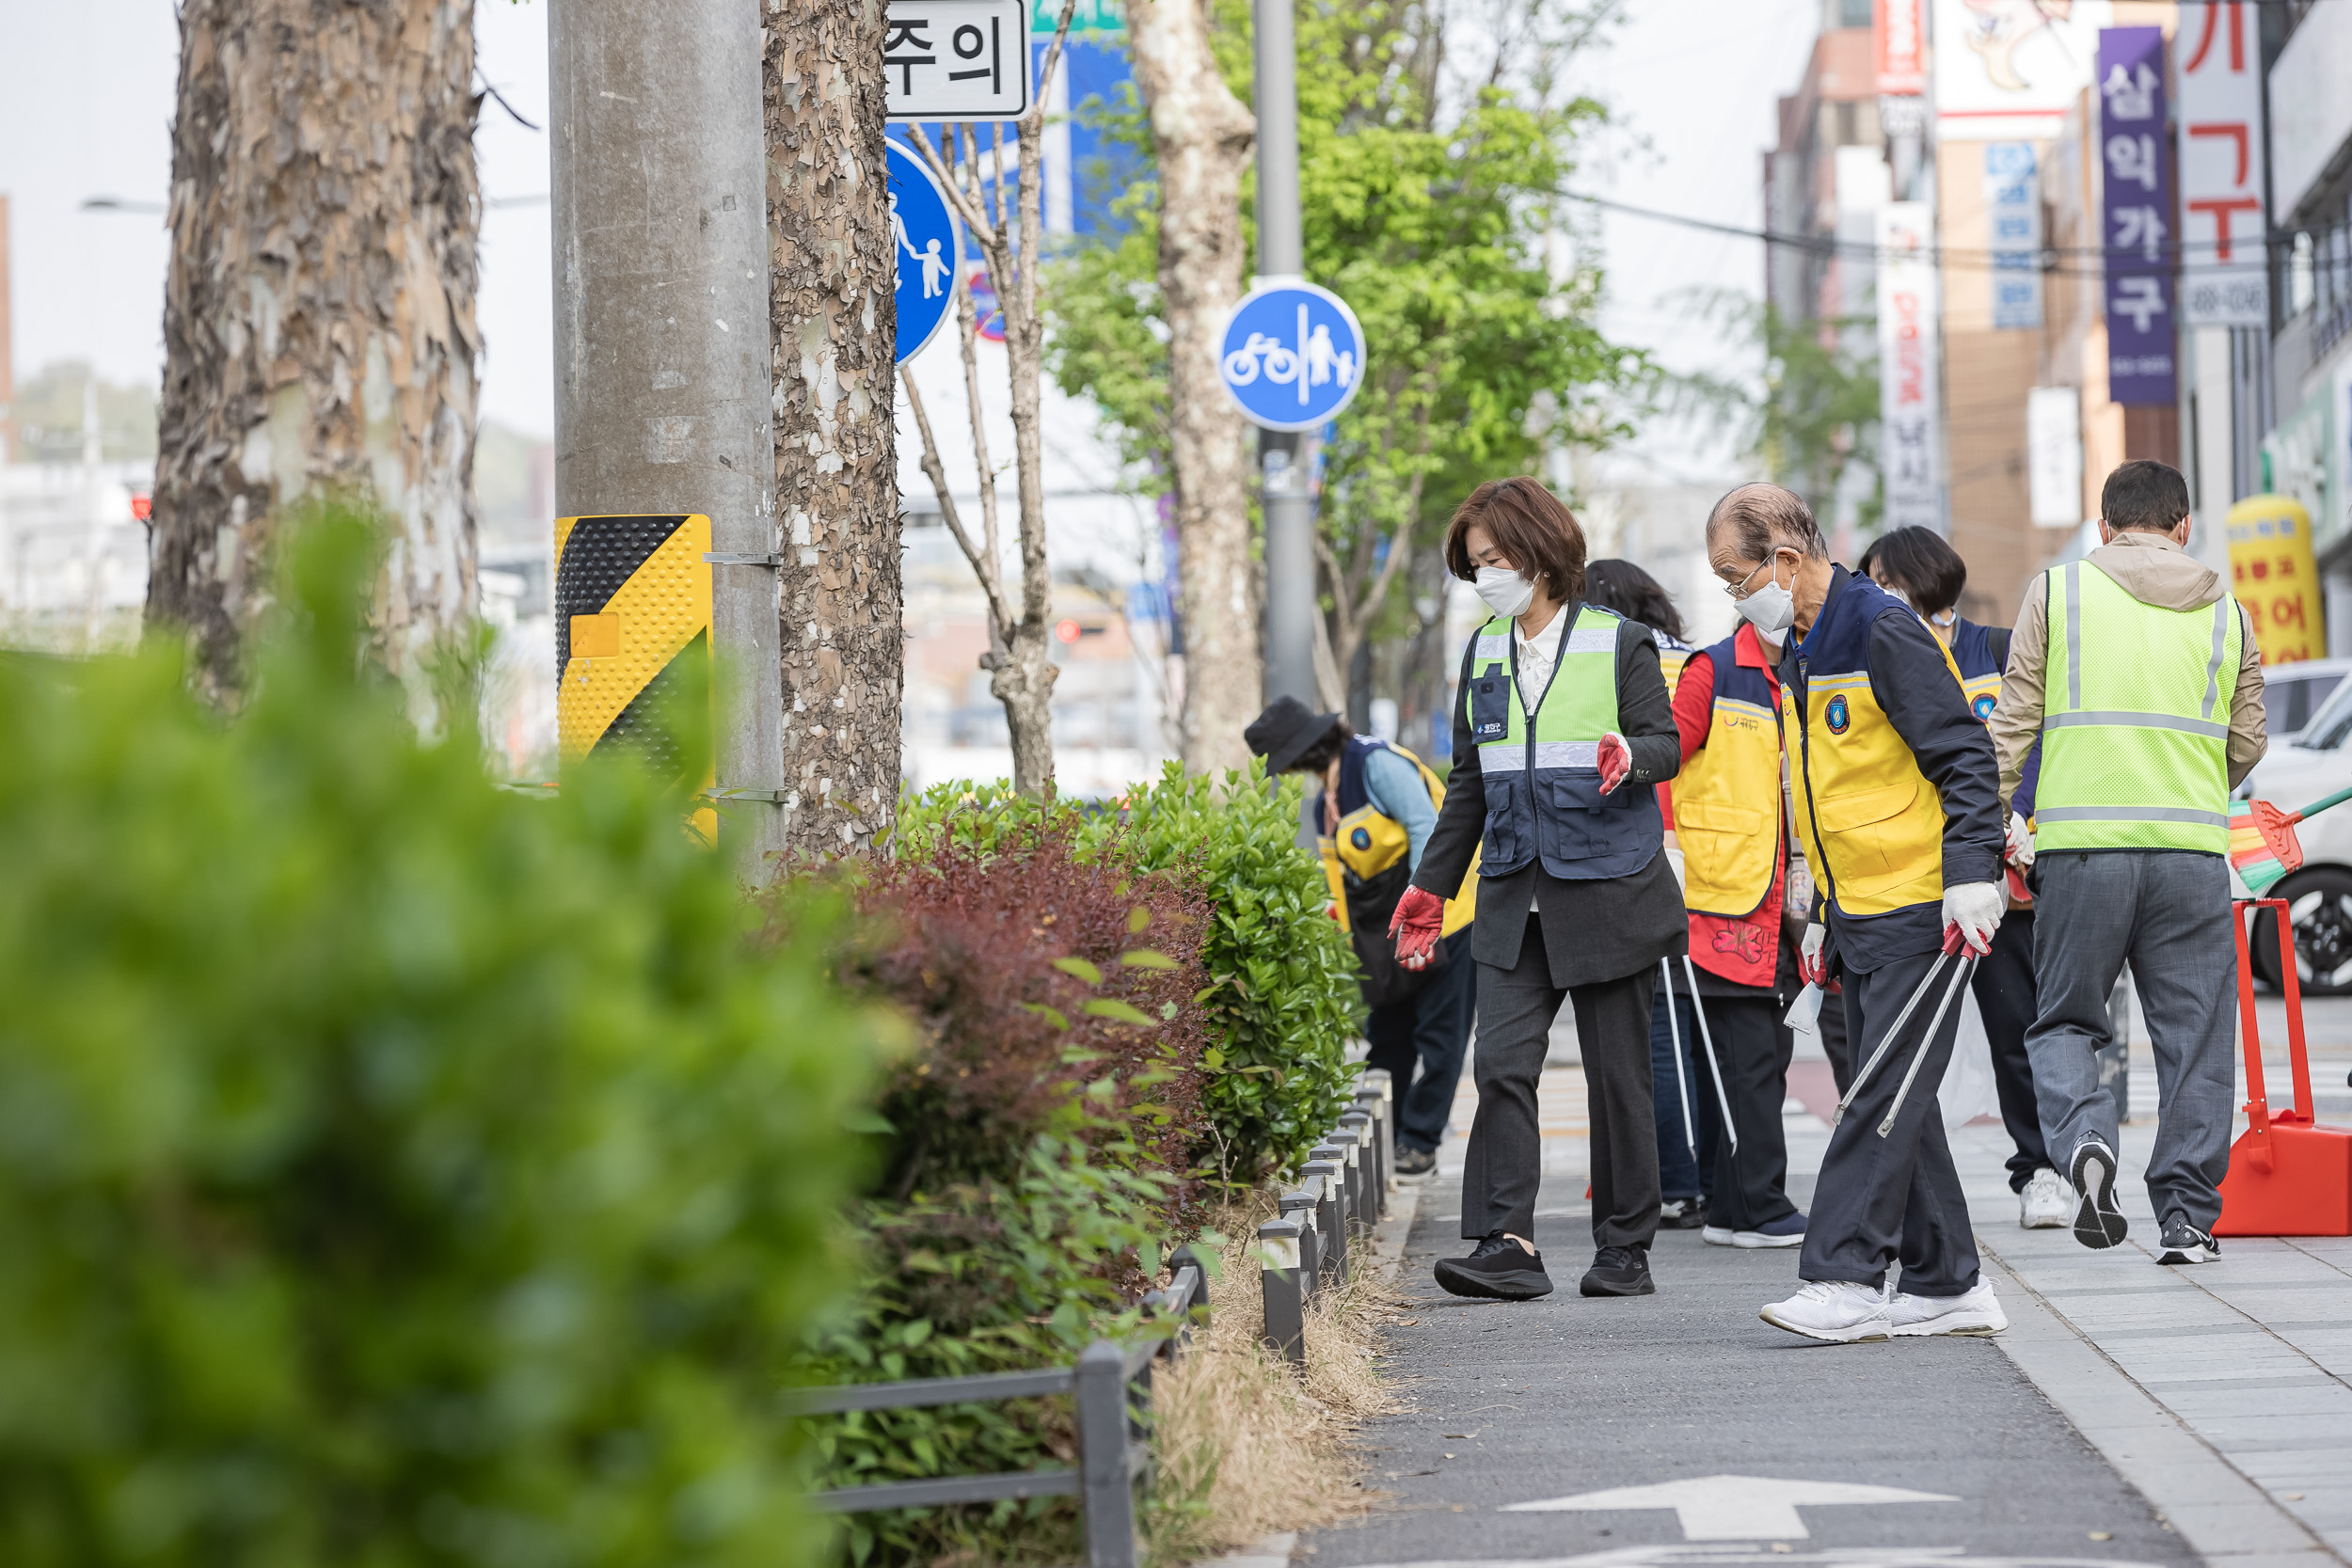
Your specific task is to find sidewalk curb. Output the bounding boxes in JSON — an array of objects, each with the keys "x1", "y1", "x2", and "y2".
[
  {"x1": 1977, "y1": 1243, "x2": 2344, "y2": 1567},
  {"x1": 1368, "y1": 1176, "x2": 1423, "y2": 1283}
]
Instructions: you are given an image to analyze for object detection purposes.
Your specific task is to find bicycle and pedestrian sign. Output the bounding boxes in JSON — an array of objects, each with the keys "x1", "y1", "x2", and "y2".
[
  {"x1": 1217, "y1": 278, "x2": 1367, "y2": 432},
  {"x1": 887, "y1": 140, "x2": 961, "y2": 364},
  {"x1": 883, "y1": 0, "x2": 1030, "y2": 120}
]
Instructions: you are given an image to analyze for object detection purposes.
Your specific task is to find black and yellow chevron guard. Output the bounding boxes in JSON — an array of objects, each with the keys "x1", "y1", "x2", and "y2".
[{"x1": 552, "y1": 513, "x2": 716, "y2": 839}]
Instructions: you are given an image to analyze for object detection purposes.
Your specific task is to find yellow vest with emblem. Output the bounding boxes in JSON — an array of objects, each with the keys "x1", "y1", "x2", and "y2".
[
  {"x1": 1677, "y1": 630, "x2": 1783, "y2": 917},
  {"x1": 1783, "y1": 577, "x2": 1970, "y2": 918},
  {"x1": 1319, "y1": 743, "x2": 1478, "y2": 937}
]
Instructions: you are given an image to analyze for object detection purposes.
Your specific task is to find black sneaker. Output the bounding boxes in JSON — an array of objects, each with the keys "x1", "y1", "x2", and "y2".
[
  {"x1": 1434, "y1": 1233, "x2": 1553, "y2": 1300},
  {"x1": 1580, "y1": 1243, "x2": 1655, "y2": 1297},
  {"x1": 1394, "y1": 1145, "x2": 1437, "y2": 1178},
  {"x1": 2069, "y1": 1136, "x2": 2129, "y2": 1249},
  {"x1": 2155, "y1": 1213, "x2": 2219, "y2": 1265},
  {"x1": 1660, "y1": 1197, "x2": 1707, "y2": 1230}
]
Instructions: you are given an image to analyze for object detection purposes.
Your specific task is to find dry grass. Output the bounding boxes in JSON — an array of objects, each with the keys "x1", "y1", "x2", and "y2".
[{"x1": 1142, "y1": 1192, "x2": 1405, "y2": 1565}]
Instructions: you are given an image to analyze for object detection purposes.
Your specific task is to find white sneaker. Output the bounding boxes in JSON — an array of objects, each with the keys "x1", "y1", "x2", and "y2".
[
  {"x1": 2019, "y1": 1168, "x2": 2071, "y2": 1229},
  {"x1": 1888, "y1": 1281, "x2": 2008, "y2": 1337},
  {"x1": 1760, "y1": 1279, "x2": 1892, "y2": 1342},
  {"x1": 1702, "y1": 1226, "x2": 1737, "y2": 1246}
]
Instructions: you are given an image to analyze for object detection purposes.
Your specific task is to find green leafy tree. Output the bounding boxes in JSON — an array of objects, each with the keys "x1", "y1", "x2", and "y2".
[
  {"x1": 1666, "y1": 293, "x2": 1882, "y2": 525},
  {"x1": 0, "y1": 504, "x2": 883, "y2": 1568},
  {"x1": 1046, "y1": 0, "x2": 1645, "y2": 706}
]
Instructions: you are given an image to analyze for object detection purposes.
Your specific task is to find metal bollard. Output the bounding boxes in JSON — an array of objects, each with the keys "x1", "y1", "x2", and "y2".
[
  {"x1": 1303, "y1": 1157, "x2": 1347, "y2": 1283},
  {"x1": 1354, "y1": 1085, "x2": 1391, "y2": 1199},
  {"x1": 1337, "y1": 1114, "x2": 1371, "y2": 1230},
  {"x1": 1278, "y1": 1185, "x2": 1323, "y2": 1293},
  {"x1": 1073, "y1": 1339, "x2": 1141, "y2": 1566},
  {"x1": 1340, "y1": 1109, "x2": 1377, "y2": 1223},
  {"x1": 1321, "y1": 1132, "x2": 1358, "y2": 1229},
  {"x1": 1359, "y1": 1069, "x2": 1396, "y2": 1192},
  {"x1": 1257, "y1": 1217, "x2": 1306, "y2": 1364}
]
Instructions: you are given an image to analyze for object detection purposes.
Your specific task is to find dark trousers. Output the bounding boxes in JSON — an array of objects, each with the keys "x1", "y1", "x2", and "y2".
[
  {"x1": 1699, "y1": 994, "x2": 1800, "y2": 1232},
  {"x1": 1798, "y1": 946, "x2": 1980, "y2": 1295},
  {"x1": 2026, "y1": 851, "x2": 2237, "y2": 1231},
  {"x1": 1365, "y1": 927, "x2": 1476, "y2": 1153},
  {"x1": 1649, "y1": 990, "x2": 1719, "y2": 1202},
  {"x1": 1465, "y1": 915, "x2": 1661, "y2": 1250},
  {"x1": 1972, "y1": 909, "x2": 2052, "y2": 1191}
]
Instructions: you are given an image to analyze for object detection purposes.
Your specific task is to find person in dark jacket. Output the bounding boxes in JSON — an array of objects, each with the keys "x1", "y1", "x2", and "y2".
[
  {"x1": 1246, "y1": 697, "x2": 1476, "y2": 1179},
  {"x1": 1708, "y1": 483, "x2": 2010, "y2": 1343},
  {"x1": 1855, "y1": 527, "x2": 2067, "y2": 1231},
  {"x1": 1391, "y1": 478, "x2": 1686, "y2": 1302}
]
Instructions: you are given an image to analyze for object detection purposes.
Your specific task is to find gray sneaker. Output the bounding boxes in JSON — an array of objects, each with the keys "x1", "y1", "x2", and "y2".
[
  {"x1": 2155, "y1": 1213, "x2": 2219, "y2": 1265},
  {"x1": 2069, "y1": 1137, "x2": 2128, "y2": 1249}
]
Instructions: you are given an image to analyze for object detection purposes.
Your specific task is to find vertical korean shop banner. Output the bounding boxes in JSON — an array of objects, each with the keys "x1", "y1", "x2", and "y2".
[
  {"x1": 2177, "y1": 1, "x2": 2269, "y2": 326},
  {"x1": 2226, "y1": 497, "x2": 2324, "y2": 665},
  {"x1": 1877, "y1": 202, "x2": 1943, "y2": 531},
  {"x1": 2098, "y1": 26, "x2": 2175, "y2": 405}
]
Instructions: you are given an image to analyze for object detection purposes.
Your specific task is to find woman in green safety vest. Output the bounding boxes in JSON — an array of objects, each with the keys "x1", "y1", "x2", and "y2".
[{"x1": 1391, "y1": 476, "x2": 1687, "y2": 1303}]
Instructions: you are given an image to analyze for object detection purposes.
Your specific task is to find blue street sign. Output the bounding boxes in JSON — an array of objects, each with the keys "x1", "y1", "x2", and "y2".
[
  {"x1": 1217, "y1": 279, "x2": 1366, "y2": 432},
  {"x1": 888, "y1": 140, "x2": 961, "y2": 364}
]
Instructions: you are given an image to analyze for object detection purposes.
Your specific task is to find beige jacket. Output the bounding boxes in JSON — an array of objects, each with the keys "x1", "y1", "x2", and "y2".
[{"x1": 1989, "y1": 529, "x2": 2268, "y2": 811}]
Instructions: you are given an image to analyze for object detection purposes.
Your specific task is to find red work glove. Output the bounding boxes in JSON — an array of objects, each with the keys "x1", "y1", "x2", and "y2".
[
  {"x1": 1597, "y1": 731, "x2": 1631, "y2": 795},
  {"x1": 1389, "y1": 886, "x2": 1446, "y2": 971}
]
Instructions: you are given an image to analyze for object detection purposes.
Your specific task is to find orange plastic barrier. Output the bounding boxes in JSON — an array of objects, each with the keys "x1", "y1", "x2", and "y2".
[{"x1": 2215, "y1": 899, "x2": 2352, "y2": 1237}]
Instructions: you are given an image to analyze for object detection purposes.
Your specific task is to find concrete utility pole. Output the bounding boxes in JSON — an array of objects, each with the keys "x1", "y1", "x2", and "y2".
[
  {"x1": 549, "y1": 0, "x2": 786, "y2": 880},
  {"x1": 1252, "y1": 0, "x2": 1318, "y2": 707}
]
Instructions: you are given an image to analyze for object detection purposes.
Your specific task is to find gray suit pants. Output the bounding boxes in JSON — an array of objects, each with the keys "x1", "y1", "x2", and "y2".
[
  {"x1": 1464, "y1": 915, "x2": 1661, "y2": 1250},
  {"x1": 2026, "y1": 849, "x2": 2238, "y2": 1231}
]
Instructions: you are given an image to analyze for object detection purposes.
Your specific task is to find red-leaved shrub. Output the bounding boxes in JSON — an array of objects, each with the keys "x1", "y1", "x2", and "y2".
[{"x1": 845, "y1": 827, "x2": 1213, "y2": 1226}]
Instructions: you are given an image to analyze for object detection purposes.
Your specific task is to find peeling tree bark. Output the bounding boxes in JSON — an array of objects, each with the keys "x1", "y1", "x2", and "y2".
[
  {"x1": 766, "y1": 0, "x2": 900, "y2": 857},
  {"x1": 150, "y1": 0, "x2": 481, "y2": 709},
  {"x1": 1128, "y1": 0, "x2": 1257, "y2": 776}
]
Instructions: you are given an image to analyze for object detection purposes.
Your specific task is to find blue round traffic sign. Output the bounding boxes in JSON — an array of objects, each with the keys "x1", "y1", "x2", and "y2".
[
  {"x1": 888, "y1": 140, "x2": 961, "y2": 365},
  {"x1": 1218, "y1": 279, "x2": 1366, "y2": 432}
]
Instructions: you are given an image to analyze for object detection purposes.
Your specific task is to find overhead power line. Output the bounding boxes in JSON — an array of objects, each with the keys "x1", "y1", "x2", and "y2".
[{"x1": 1558, "y1": 187, "x2": 2332, "y2": 279}]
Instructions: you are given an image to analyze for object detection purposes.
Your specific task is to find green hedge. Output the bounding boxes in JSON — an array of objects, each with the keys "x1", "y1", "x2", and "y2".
[
  {"x1": 0, "y1": 510, "x2": 882, "y2": 1568},
  {"x1": 897, "y1": 763, "x2": 1363, "y2": 1182}
]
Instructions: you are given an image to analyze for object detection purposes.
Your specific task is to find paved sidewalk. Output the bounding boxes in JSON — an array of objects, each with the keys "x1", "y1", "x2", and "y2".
[{"x1": 1319, "y1": 990, "x2": 2352, "y2": 1568}]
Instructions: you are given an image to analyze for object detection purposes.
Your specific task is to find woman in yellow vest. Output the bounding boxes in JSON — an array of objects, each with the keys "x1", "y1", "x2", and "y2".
[
  {"x1": 1391, "y1": 478, "x2": 1686, "y2": 1303},
  {"x1": 1705, "y1": 483, "x2": 2010, "y2": 1344}
]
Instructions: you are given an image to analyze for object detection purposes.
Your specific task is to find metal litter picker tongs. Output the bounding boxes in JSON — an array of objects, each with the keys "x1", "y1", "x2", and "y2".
[{"x1": 1826, "y1": 926, "x2": 1979, "y2": 1140}]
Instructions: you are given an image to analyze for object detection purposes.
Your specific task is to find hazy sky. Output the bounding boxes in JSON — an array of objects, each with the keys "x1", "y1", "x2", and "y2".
[{"x1": 0, "y1": 0, "x2": 1814, "y2": 452}]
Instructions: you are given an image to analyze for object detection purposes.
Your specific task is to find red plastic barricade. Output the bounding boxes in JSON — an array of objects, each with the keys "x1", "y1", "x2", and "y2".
[{"x1": 2215, "y1": 899, "x2": 2352, "y2": 1237}]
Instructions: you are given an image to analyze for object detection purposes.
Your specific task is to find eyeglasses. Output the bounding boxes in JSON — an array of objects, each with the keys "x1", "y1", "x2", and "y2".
[{"x1": 1722, "y1": 549, "x2": 1791, "y2": 599}]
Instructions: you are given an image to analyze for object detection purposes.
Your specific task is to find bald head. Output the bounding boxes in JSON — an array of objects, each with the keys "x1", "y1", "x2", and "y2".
[{"x1": 1707, "y1": 483, "x2": 1827, "y2": 565}]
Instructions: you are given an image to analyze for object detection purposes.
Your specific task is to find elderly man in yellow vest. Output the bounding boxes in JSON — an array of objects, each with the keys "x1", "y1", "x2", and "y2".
[{"x1": 1987, "y1": 461, "x2": 2267, "y2": 1268}]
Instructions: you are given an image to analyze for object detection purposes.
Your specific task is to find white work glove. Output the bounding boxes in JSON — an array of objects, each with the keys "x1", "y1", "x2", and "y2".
[
  {"x1": 1799, "y1": 921, "x2": 1828, "y2": 986},
  {"x1": 2005, "y1": 810, "x2": 2035, "y2": 870},
  {"x1": 1942, "y1": 880, "x2": 2005, "y2": 958}
]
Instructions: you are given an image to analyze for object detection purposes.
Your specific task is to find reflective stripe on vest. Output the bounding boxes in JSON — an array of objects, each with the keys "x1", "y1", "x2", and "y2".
[
  {"x1": 2035, "y1": 559, "x2": 2240, "y2": 853},
  {"x1": 1462, "y1": 607, "x2": 1661, "y2": 880}
]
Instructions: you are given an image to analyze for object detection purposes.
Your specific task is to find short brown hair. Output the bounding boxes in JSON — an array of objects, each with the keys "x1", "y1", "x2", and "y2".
[
  {"x1": 1706, "y1": 482, "x2": 1826, "y2": 563},
  {"x1": 1442, "y1": 477, "x2": 1588, "y2": 600}
]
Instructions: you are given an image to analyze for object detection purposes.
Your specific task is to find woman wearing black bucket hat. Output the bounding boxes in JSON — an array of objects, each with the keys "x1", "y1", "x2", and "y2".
[
  {"x1": 1246, "y1": 696, "x2": 1476, "y2": 1178},
  {"x1": 1391, "y1": 476, "x2": 1687, "y2": 1301}
]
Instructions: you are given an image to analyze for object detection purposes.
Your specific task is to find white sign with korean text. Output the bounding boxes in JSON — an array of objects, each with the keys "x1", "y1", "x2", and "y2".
[
  {"x1": 1877, "y1": 202, "x2": 1943, "y2": 533},
  {"x1": 2026, "y1": 387, "x2": 2084, "y2": 527},
  {"x1": 2177, "y1": 2, "x2": 2269, "y2": 326},
  {"x1": 1986, "y1": 142, "x2": 2042, "y2": 330},
  {"x1": 884, "y1": 0, "x2": 1030, "y2": 121}
]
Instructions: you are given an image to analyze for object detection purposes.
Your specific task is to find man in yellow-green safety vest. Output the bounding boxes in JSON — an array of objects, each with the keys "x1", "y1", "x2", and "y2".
[{"x1": 1988, "y1": 460, "x2": 2267, "y2": 1269}]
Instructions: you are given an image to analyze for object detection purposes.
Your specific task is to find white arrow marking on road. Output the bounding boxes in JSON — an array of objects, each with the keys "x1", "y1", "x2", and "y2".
[{"x1": 1505, "y1": 1475, "x2": 1958, "y2": 1540}]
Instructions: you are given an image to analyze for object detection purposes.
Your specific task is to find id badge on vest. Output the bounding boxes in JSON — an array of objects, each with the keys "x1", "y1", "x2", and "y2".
[{"x1": 1469, "y1": 673, "x2": 1511, "y2": 744}]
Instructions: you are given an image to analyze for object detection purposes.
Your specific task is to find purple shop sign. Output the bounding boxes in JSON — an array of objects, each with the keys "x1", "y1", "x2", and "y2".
[{"x1": 2099, "y1": 26, "x2": 2175, "y2": 407}]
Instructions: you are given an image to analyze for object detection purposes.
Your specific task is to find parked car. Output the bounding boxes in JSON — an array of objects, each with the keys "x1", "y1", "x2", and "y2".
[
  {"x1": 2235, "y1": 673, "x2": 2352, "y2": 992},
  {"x1": 2262, "y1": 656, "x2": 2352, "y2": 743}
]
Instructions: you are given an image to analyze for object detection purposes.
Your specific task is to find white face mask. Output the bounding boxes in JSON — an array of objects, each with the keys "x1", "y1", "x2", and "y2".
[
  {"x1": 1734, "y1": 551, "x2": 1797, "y2": 635},
  {"x1": 1474, "y1": 564, "x2": 1537, "y2": 619}
]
